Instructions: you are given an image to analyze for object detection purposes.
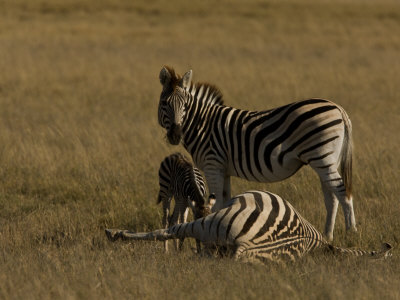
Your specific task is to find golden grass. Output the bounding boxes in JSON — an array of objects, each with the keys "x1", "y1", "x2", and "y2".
[{"x1": 0, "y1": 0, "x2": 400, "y2": 299}]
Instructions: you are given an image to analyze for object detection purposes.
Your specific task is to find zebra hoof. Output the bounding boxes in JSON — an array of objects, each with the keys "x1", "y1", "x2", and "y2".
[
  {"x1": 324, "y1": 233, "x2": 334, "y2": 243},
  {"x1": 347, "y1": 226, "x2": 358, "y2": 233},
  {"x1": 105, "y1": 229, "x2": 121, "y2": 242},
  {"x1": 382, "y1": 243, "x2": 393, "y2": 258}
]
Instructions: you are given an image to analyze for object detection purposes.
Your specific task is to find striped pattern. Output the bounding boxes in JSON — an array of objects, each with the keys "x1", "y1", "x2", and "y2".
[
  {"x1": 107, "y1": 191, "x2": 391, "y2": 263},
  {"x1": 157, "y1": 153, "x2": 207, "y2": 251},
  {"x1": 158, "y1": 66, "x2": 356, "y2": 241}
]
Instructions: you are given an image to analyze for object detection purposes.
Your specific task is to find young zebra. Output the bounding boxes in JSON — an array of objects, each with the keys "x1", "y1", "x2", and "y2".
[
  {"x1": 157, "y1": 153, "x2": 208, "y2": 252},
  {"x1": 106, "y1": 191, "x2": 392, "y2": 263},
  {"x1": 158, "y1": 66, "x2": 356, "y2": 241}
]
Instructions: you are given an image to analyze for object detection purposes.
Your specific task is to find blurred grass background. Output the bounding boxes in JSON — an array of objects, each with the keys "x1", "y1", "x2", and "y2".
[{"x1": 0, "y1": 0, "x2": 399, "y2": 299}]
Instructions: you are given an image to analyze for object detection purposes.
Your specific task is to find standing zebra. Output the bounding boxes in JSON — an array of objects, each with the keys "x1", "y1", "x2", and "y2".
[
  {"x1": 106, "y1": 191, "x2": 391, "y2": 263},
  {"x1": 157, "y1": 66, "x2": 356, "y2": 241},
  {"x1": 157, "y1": 153, "x2": 208, "y2": 252}
]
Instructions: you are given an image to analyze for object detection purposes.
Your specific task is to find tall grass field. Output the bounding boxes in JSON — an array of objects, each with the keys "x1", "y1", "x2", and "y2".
[{"x1": 0, "y1": 0, "x2": 399, "y2": 299}]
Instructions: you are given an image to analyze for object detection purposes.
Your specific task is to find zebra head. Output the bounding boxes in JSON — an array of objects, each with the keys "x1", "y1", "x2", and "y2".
[
  {"x1": 187, "y1": 193, "x2": 216, "y2": 219},
  {"x1": 158, "y1": 66, "x2": 192, "y2": 145}
]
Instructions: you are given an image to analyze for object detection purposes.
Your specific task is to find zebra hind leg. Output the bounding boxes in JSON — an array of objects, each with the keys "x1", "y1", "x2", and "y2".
[
  {"x1": 317, "y1": 169, "x2": 357, "y2": 239},
  {"x1": 325, "y1": 242, "x2": 392, "y2": 259},
  {"x1": 319, "y1": 179, "x2": 339, "y2": 241},
  {"x1": 233, "y1": 246, "x2": 279, "y2": 265}
]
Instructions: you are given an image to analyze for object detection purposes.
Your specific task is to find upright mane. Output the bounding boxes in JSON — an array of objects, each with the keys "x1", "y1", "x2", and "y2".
[
  {"x1": 162, "y1": 66, "x2": 224, "y2": 106},
  {"x1": 192, "y1": 82, "x2": 224, "y2": 106}
]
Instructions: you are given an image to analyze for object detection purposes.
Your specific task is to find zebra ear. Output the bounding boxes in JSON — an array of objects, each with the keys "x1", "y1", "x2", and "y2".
[
  {"x1": 159, "y1": 66, "x2": 171, "y2": 86},
  {"x1": 180, "y1": 70, "x2": 192, "y2": 89}
]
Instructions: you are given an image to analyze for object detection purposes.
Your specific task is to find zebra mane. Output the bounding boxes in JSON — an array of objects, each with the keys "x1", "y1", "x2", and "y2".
[
  {"x1": 162, "y1": 66, "x2": 224, "y2": 106},
  {"x1": 192, "y1": 82, "x2": 224, "y2": 106},
  {"x1": 164, "y1": 65, "x2": 224, "y2": 105}
]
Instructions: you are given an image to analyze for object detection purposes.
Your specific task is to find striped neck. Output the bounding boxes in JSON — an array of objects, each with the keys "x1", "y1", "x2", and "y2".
[
  {"x1": 186, "y1": 82, "x2": 224, "y2": 106},
  {"x1": 181, "y1": 83, "x2": 224, "y2": 154}
]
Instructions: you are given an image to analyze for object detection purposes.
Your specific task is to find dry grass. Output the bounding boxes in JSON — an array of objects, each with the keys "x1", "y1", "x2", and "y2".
[{"x1": 0, "y1": 0, "x2": 399, "y2": 299}]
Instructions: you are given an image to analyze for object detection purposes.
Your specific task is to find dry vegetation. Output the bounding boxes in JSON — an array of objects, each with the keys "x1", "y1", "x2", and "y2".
[{"x1": 0, "y1": 0, "x2": 399, "y2": 299}]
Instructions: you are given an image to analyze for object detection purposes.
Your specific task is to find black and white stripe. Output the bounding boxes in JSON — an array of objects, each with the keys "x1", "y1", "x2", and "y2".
[
  {"x1": 158, "y1": 66, "x2": 356, "y2": 241},
  {"x1": 107, "y1": 191, "x2": 391, "y2": 263},
  {"x1": 157, "y1": 153, "x2": 207, "y2": 251}
]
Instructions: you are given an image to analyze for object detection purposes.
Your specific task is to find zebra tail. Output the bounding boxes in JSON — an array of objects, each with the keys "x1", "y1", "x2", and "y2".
[
  {"x1": 339, "y1": 106, "x2": 353, "y2": 198},
  {"x1": 326, "y1": 242, "x2": 392, "y2": 258}
]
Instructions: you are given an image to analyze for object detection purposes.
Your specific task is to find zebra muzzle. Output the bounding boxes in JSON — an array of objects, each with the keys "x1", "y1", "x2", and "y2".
[{"x1": 167, "y1": 123, "x2": 182, "y2": 145}]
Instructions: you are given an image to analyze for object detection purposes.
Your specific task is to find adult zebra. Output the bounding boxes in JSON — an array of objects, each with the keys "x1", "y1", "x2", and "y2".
[
  {"x1": 157, "y1": 66, "x2": 356, "y2": 241},
  {"x1": 106, "y1": 191, "x2": 391, "y2": 263},
  {"x1": 157, "y1": 153, "x2": 209, "y2": 252}
]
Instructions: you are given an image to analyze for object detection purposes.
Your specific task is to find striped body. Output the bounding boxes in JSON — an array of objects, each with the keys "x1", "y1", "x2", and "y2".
[
  {"x1": 157, "y1": 153, "x2": 207, "y2": 251},
  {"x1": 107, "y1": 191, "x2": 391, "y2": 263},
  {"x1": 169, "y1": 190, "x2": 324, "y2": 262},
  {"x1": 158, "y1": 66, "x2": 356, "y2": 240}
]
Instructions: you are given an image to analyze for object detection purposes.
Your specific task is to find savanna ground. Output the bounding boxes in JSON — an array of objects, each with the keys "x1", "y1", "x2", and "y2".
[{"x1": 0, "y1": 0, "x2": 399, "y2": 299}]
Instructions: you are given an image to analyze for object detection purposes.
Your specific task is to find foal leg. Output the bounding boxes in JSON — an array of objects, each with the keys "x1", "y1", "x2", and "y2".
[
  {"x1": 169, "y1": 207, "x2": 180, "y2": 251},
  {"x1": 162, "y1": 198, "x2": 171, "y2": 252},
  {"x1": 177, "y1": 207, "x2": 189, "y2": 250}
]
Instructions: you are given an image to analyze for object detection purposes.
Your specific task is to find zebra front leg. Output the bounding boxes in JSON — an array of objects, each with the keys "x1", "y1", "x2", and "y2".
[
  {"x1": 105, "y1": 229, "x2": 173, "y2": 241},
  {"x1": 169, "y1": 208, "x2": 180, "y2": 251},
  {"x1": 223, "y1": 175, "x2": 231, "y2": 207},
  {"x1": 204, "y1": 168, "x2": 225, "y2": 211},
  {"x1": 177, "y1": 207, "x2": 189, "y2": 250}
]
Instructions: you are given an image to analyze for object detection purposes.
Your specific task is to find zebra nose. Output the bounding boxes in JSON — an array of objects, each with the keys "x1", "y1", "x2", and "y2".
[{"x1": 167, "y1": 123, "x2": 182, "y2": 145}]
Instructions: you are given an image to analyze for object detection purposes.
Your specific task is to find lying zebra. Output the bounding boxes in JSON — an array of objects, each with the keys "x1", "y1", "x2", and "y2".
[
  {"x1": 157, "y1": 153, "x2": 209, "y2": 252},
  {"x1": 106, "y1": 190, "x2": 392, "y2": 263}
]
